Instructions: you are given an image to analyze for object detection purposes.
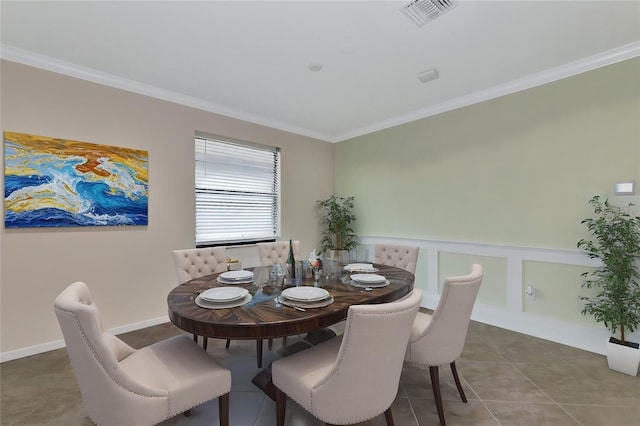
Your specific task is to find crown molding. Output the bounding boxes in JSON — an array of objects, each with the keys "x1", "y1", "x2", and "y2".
[
  {"x1": 334, "y1": 40, "x2": 640, "y2": 143},
  {"x1": 0, "y1": 44, "x2": 330, "y2": 142},
  {"x1": 2, "y1": 41, "x2": 639, "y2": 144}
]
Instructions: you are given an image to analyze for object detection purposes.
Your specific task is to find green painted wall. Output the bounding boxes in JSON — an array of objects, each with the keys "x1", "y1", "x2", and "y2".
[
  {"x1": 335, "y1": 57, "x2": 639, "y2": 326},
  {"x1": 335, "y1": 58, "x2": 640, "y2": 250}
]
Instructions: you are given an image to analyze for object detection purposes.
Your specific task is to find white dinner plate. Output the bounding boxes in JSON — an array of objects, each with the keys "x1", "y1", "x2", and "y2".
[
  {"x1": 200, "y1": 287, "x2": 248, "y2": 302},
  {"x1": 350, "y1": 273, "x2": 387, "y2": 284},
  {"x1": 218, "y1": 270, "x2": 254, "y2": 281},
  {"x1": 344, "y1": 263, "x2": 379, "y2": 273},
  {"x1": 281, "y1": 287, "x2": 330, "y2": 302},
  {"x1": 195, "y1": 293, "x2": 252, "y2": 309},
  {"x1": 350, "y1": 279, "x2": 390, "y2": 288},
  {"x1": 217, "y1": 277, "x2": 253, "y2": 285},
  {"x1": 277, "y1": 295, "x2": 334, "y2": 309}
]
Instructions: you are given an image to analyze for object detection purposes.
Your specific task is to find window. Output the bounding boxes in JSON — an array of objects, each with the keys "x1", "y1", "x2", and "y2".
[{"x1": 195, "y1": 133, "x2": 280, "y2": 246}]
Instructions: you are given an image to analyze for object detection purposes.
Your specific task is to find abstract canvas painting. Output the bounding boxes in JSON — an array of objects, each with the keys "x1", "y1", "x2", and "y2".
[{"x1": 4, "y1": 132, "x2": 148, "y2": 228}]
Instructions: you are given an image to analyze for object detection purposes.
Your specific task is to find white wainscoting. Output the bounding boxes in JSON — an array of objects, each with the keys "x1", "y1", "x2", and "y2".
[
  {"x1": 3, "y1": 238, "x2": 634, "y2": 362},
  {"x1": 360, "y1": 235, "x2": 639, "y2": 356}
]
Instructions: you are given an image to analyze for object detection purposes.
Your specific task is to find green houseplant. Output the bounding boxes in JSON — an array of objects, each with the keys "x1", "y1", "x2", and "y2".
[
  {"x1": 317, "y1": 195, "x2": 358, "y2": 262},
  {"x1": 577, "y1": 195, "x2": 640, "y2": 375}
]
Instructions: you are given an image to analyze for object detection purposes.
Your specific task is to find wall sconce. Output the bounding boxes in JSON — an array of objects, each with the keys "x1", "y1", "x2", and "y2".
[{"x1": 614, "y1": 181, "x2": 635, "y2": 195}]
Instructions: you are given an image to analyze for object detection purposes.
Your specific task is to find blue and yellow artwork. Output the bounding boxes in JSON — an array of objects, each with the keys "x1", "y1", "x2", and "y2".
[{"x1": 4, "y1": 132, "x2": 148, "y2": 228}]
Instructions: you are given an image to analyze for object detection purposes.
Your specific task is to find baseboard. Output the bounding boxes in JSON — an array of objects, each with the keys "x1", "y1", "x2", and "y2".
[
  {"x1": 0, "y1": 316, "x2": 170, "y2": 363},
  {"x1": 421, "y1": 294, "x2": 608, "y2": 356},
  {"x1": 1, "y1": 298, "x2": 610, "y2": 362}
]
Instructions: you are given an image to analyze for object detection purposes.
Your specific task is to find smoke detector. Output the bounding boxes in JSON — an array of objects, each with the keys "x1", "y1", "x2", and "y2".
[{"x1": 400, "y1": 0, "x2": 458, "y2": 27}]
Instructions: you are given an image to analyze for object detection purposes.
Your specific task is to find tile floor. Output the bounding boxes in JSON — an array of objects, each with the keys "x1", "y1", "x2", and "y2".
[{"x1": 2, "y1": 313, "x2": 640, "y2": 425}]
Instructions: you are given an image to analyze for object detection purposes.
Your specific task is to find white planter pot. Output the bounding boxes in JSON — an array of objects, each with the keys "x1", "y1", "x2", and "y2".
[{"x1": 606, "y1": 338, "x2": 640, "y2": 376}]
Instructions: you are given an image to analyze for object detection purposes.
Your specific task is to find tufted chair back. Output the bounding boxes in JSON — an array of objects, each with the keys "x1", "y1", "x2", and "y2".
[
  {"x1": 256, "y1": 240, "x2": 301, "y2": 266},
  {"x1": 172, "y1": 247, "x2": 228, "y2": 284},
  {"x1": 54, "y1": 282, "x2": 231, "y2": 426},
  {"x1": 405, "y1": 264, "x2": 483, "y2": 366},
  {"x1": 374, "y1": 244, "x2": 419, "y2": 274},
  {"x1": 272, "y1": 289, "x2": 422, "y2": 425},
  {"x1": 403, "y1": 264, "x2": 482, "y2": 426}
]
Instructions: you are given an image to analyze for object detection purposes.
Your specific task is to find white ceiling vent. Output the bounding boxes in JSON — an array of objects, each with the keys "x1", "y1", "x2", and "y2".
[{"x1": 400, "y1": 0, "x2": 458, "y2": 27}]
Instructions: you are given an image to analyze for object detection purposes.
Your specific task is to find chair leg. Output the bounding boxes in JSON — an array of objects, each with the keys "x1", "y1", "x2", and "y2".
[
  {"x1": 450, "y1": 361, "x2": 467, "y2": 403},
  {"x1": 430, "y1": 365, "x2": 446, "y2": 426},
  {"x1": 225, "y1": 339, "x2": 231, "y2": 348},
  {"x1": 256, "y1": 339, "x2": 263, "y2": 368},
  {"x1": 268, "y1": 338, "x2": 273, "y2": 350},
  {"x1": 219, "y1": 392, "x2": 229, "y2": 426},
  {"x1": 282, "y1": 336, "x2": 288, "y2": 346},
  {"x1": 384, "y1": 407, "x2": 395, "y2": 426},
  {"x1": 275, "y1": 386, "x2": 287, "y2": 426},
  {"x1": 193, "y1": 333, "x2": 198, "y2": 343},
  {"x1": 202, "y1": 337, "x2": 208, "y2": 351}
]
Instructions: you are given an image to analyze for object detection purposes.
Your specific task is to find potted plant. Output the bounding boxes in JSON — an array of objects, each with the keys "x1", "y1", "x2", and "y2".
[
  {"x1": 577, "y1": 195, "x2": 640, "y2": 375},
  {"x1": 317, "y1": 195, "x2": 358, "y2": 264}
]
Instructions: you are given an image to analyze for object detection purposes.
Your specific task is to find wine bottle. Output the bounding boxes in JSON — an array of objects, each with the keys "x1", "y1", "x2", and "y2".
[{"x1": 287, "y1": 239, "x2": 296, "y2": 279}]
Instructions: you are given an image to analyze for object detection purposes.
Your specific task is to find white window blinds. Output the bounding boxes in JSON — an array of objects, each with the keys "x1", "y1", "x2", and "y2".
[{"x1": 195, "y1": 135, "x2": 281, "y2": 245}]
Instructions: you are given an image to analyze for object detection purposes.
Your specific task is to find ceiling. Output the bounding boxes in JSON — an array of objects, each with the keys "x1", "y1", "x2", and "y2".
[{"x1": 1, "y1": 1, "x2": 639, "y2": 143}]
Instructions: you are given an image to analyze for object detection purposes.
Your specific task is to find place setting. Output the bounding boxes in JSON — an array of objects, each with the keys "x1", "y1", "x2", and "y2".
[
  {"x1": 195, "y1": 286, "x2": 252, "y2": 309},
  {"x1": 349, "y1": 273, "x2": 390, "y2": 288},
  {"x1": 276, "y1": 286, "x2": 334, "y2": 310},
  {"x1": 216, "y1": 270, "x2": 254, "y2": 285},
  {"x1": 344, "y1": 263, "x2": 379, "y2": 273}
]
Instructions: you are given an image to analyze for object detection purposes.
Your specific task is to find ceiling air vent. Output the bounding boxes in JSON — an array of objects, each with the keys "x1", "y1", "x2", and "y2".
[{"x1": 400, "y1": 0, "x2": 457, "y2": 27}]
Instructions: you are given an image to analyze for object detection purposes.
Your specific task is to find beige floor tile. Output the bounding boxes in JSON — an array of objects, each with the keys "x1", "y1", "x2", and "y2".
[
  {"x1": 460, "y1": 340, "x2": 507, "y2": 362},
  {"x1": 461, "y1": 361, "x2": 553, "y2": 403},
  {"x1": 410, "y1": 397, "x2": 499, "y2": 425},
  {"x1": 401, "y1": 363, "x2": 478, "y2": 401},
  {"x1": 561, "y1": 404, "x2": 640, "y2": 426},
  {"x1": 3, "y1": 320, "x2": 633, "y2": 426},
  {"x1": 513, "y1": 360, "x2": 640, "y2": 406},
  {"x1": 484, "y1": 401, "x2": 581, "y2": 425}
]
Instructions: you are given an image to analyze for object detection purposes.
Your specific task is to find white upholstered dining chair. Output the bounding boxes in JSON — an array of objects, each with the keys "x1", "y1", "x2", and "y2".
[
  {"x1": 172, "y1": 246, "x2": 228, "y2": 286},
  {"x1": 256, "y1": 240, "x2": 301, "y2": 266},
  {"x1": 54, "y1": 281, "x2": 231, "y2": 426},
  {"x1": 329, "y1": 243, "x2": 420, "y2": 339},
  {"x1": 272, "y1": 289, "x2": 423, "y2": 426},
  {"x1": 374, "y1": 243, "x2": 419, "y2": 274},
  {"x1": 172, "y1": 247, "x2": 229, "y2": 351},
  {"x1": 404, "y1": 264, "x2": 483, "y2": 426}
]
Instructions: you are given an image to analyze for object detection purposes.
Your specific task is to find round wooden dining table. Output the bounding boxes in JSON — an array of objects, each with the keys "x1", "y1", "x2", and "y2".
[{"x1": 167, "y1": 263, "x2": 415, "y2": 342}]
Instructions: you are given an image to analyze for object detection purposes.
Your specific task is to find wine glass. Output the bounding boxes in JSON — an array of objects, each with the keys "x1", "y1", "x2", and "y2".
[{"x1": 274, "y1": 263, "x2": 286, "y2": 287}]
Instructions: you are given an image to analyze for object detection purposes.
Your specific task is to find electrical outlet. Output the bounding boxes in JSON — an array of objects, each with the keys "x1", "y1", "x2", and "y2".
[{"x1": 526, "y1": 284, "x2": 535, "y2": 300}]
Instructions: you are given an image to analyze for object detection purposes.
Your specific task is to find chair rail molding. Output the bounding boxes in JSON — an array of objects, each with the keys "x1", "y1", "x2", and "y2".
[{"x1": 358, "y1": 235, "x2": 619, "y2": 356}]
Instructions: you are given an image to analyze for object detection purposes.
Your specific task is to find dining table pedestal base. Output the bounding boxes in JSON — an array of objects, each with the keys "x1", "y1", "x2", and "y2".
[{"x1": 252, "y1": 366, "x2": 277, "y2": 401}]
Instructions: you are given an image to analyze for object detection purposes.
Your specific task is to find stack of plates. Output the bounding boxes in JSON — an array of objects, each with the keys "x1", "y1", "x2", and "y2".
[
  {"x1": 195, "y1": 287, "x2": 252, "y2": 309},
  {"x1": 350, "y1": 273, "x2": 390, "y2": 288},
  {"x1": 278, "y1": 287, "x2": 334, "y2": 309},
  {"x1": 217, "y1": 270, "x2": 254, "y2": 284},
  {"x1": 344, "y1": 263, "x2": 379, "y2": 273}
]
